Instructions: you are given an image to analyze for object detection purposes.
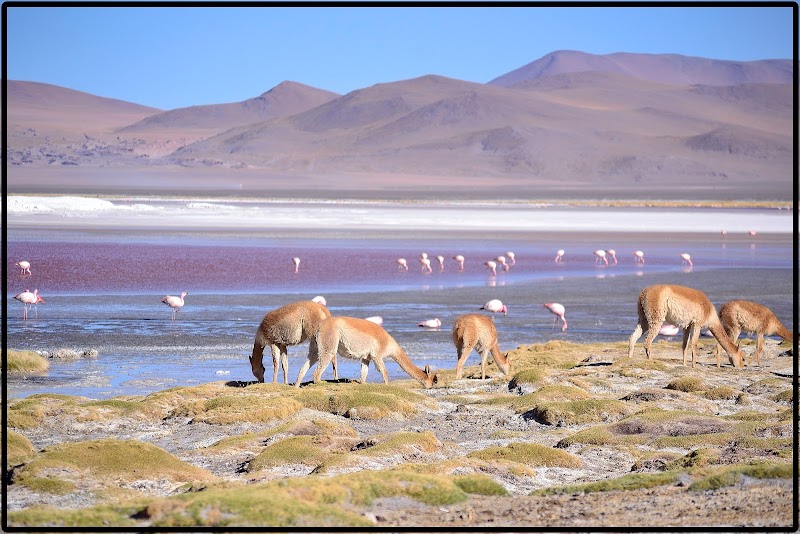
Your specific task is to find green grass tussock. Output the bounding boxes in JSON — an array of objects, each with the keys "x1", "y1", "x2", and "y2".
[
  {"x1": 467, "y1": 442, "x2": 582, "y2": 468},
  {"x1": 12, "y1": 439, "x2": 216, "y2": 493},
  {"x1": 524, "y1": 399, "x2": 632, "y2": 426},
  {"x1": 453, "y1": 474, "x2": 509, "y2": 496},
  {"x1": 688, "y1": 462, "x2": 792, "y2": 491},
  {"x1": 533, "y1": 471, "x2": 679, "y2": 496}
]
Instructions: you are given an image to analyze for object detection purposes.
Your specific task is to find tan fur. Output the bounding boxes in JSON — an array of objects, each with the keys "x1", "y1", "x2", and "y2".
[
  {"x1": 628, "y1": 284, "x2": 744, "y2": 368},
  {"x1": 715, "y1": 300, "x2": 794, "y2": 366},
  {"x1": 452, "y1": 314, "x2": 511, "y2": 379},
  {"x1": 250, "y1": 301, "x2": 332, "y2": 384},
  {"x1": 294, "y1": 316, "x2": 438, "y2": 388}
]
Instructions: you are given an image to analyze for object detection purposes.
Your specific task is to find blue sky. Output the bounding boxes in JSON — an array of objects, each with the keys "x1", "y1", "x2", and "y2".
[{"x1": 5, "y1": 5, "x2": 795, "y2": 110}]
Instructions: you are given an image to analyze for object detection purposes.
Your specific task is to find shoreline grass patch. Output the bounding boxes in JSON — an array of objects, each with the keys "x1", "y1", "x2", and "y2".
[
  {"x1": 532, "y1": 471, "x2": 679, "y2": 496},
  {"x1": 7, "y1": 350, "x2": 49, "y2": 375},
  {"x1": 467, "y1": 442, "x2": 582, "y2": 468}
]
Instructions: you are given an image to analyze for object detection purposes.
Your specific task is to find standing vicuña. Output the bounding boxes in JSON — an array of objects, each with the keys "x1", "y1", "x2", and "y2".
[
  {"x1": 250, "y1": 300, "x2": 333, "y2": 384},
  {"x1": 294, "y1": 316, "x2": 438, "y2": 388},
  {"x1": 715, "y1": 300, "x2": 793, "y2": 366},
  {"x1": 628, "y1": 284, "x2": 744, "y2": 368},
  {"x1": 452, "y1": 313, "x2": 511, "y2": 379}
]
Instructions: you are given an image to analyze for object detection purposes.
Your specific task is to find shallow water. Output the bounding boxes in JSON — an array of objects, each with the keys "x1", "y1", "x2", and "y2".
[{"x1": 6, "y1": 228, "x2": 794, "y2": 400}]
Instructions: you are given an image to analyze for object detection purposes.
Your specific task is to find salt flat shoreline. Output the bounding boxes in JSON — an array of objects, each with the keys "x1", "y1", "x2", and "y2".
[{"x1": 6, "y1": 194, "x2": 794, "y2": 235}]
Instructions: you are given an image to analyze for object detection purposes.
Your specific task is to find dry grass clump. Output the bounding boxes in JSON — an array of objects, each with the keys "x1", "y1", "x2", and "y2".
[
  {"x1": 744, "y1": 378, "x2": 791, "y2": 396},
  {"x1": 7, "y1": 430, "x2": 37, "y2": 468},
  {"x1": 508, "y1": 368, "x2": 548, "y2": 389},
  {"x1": 523, "y1": 399, "x2": 633, "y2": 426},
  {"x1": 688, "y1": 462, "x2": 792, "y2": 491},
  {"x1": 206, "y1": 418, "x2": 357, "y2": 454},
  {"x1": 293, "y1": 383, "x2": 436, "y2": 419},
  {"x1": 467, "y1": 442, "x2": 582, "y2": 468},
  {"x1": 611, "y1": 357, "x2": 670, "y2": 376},
  {"x1": 532, "y1": 471, "x2": 679, "y2": 496},
  {"x1": 703, "y1": 386, "x2": 739, "y2": 400},
  {"x1": 505, "y1": 341, "x2": 584, "y2": 370},
  {"x1": 665, "y1": 376, "x2": 706, "y2": 393},
  {"x1": 169, "y1": 395, "x2": 303, "y2": 424},
  {"x1": 11, "y1": 439, "x2": 215, "y2": 495},
  {"x1": 452, "y1": 474, "x2": 509, "y2": 496},
  {"x1": 557, "y1": 409, "x2": 737, "y2": 449},
  {"x1": 665, "y1": 448, "x2": 720, "y2": 469},
  {"x1": 7, "y1": 350, "x2": 49, "y2": 375},
  {"x1": 353, "y1": 430, "x2": 443, "y2": 458}
]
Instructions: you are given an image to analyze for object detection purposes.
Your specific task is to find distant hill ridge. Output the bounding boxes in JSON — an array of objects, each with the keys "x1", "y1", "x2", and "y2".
[
  {"x1": 489, "y1": 50, "x2": 793, "y2": 87},
  {"x1": 5, "y1": 50, "x2": 793, "y2": 201}
]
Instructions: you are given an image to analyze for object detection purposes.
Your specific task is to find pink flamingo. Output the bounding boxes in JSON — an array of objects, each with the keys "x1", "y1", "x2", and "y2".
[
  {"x1": 418, "y1": 318, "x2": 442, "y2": 328},
  {"x1": 292, "y1": 257, "x2": 301, "y2": 273},
  {"x1": 365, "y1": 316, "x2": 383, "y2": 325},
  {"x1": 496, "y1": 256, "x2": 509, "y2": 271},
  {"x1": 396, "y1": 258, "x2": 408, "y2": 271},
  {"x1": 506, "y1": 252, "x2": 516, "y2": 265},
  {"x1": 420, "y1": 257, "x2": 432, "y2": 273},
  {"x1": 453, "y1": 255, "x2": 465, "y2": 271},
  {"x1": 436, "y1": 255, "x2": 445, "y2": 271},
  {"x1": 481, "y1": 299, "x2": 508, "y2": 317},
  {"x1": 543, "y1": 303, "x2": 567, "y2": 332},
  {"x1": 748, "y1": 230, "x2": 757, "y2": 237},
  {"x1": 633, "y1": 250, "x2": 645, "y2": 264},
  {"x1": 658, "y1": 323, "x2": 680, "y2": 337},
  {"x1": 555, "y1": 249, "x2": 565, "y2": 263},
  {"x1": 594, "y1": 250, "x2": 608, "y2": 266},
  {"x1": 15, "y1": 289, "x2": 43, "y2": 319},
  {"x1": 607, "y1": 249, "x2": 618, "y2": 265},
  {"x1": 312, "y1": 296, "x2": 327, "y2": 306},
  {"x1": 680, "y1": 253, "x2": 693, "y2": 266},
  {"x1": 162, "y1": 291, "x2": 188, "y2": 320},
  {"x1": 485, "y1": 260, "x2": 497, "y2": 276},
  {"x1": 16, "y1": 261, "x2": 31, "y2": 275},
  {"x1": 721, "y1": 229, "x2": 728, "y2": 237}
]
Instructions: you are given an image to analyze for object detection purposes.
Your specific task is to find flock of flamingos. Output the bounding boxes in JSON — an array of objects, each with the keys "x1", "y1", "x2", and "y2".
[{"x1": 12, "y1": 238, "x2": 792, "y2": 388}]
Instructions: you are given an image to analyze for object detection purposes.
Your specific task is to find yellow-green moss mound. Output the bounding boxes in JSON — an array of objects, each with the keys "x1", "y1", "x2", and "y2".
[
  {"x1": 7, "y1": 350, "x2": 49, "y2": 375},
  {"x1": 468, "y1": 442, "x2": 582, "y2": 468}
]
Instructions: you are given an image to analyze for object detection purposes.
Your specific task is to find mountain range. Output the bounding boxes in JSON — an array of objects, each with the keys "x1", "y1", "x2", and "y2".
[{"x1": 5, "y1": 50, "x2": 794, "y2": 200}]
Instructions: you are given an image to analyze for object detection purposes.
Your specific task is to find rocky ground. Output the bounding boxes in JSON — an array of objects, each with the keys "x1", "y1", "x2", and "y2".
[{"x1": 5, "y1": 338, "x2": 795, "y2": 529}]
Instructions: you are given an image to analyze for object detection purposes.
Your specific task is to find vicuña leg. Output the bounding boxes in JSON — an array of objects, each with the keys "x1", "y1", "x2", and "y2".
[
  {"x1": 372, "y1": 356, "x2": 390, "y2": 384},
  {"x1": 455, "y1": 340, "x2": 475, "y2": 379},
  {"x1": 294, "y1": 352, "x2": 320, "y2": 388}
]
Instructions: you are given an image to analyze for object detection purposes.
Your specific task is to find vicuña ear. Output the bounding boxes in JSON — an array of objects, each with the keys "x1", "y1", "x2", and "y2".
[{"x1": 424, "y1": 365, "x2": 431, "y2": 374}]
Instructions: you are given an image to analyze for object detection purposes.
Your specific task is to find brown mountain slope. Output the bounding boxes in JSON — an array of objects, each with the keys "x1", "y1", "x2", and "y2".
[
  {"x1": 163, "y1": 71, "x2": 791, "y2": 200},
  {"x1": 6, "y1": 80, "x2": 161, "y2": 131},
  {"x1": 118, "y1": 81, "x2": 339, "y2": 134},
  {"x1": 488, "y1": 50, "x2": 793, "y2": 88}
]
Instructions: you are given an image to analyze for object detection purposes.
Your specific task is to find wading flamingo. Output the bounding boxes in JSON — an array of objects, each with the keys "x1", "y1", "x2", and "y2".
[
  {"x1": 594, "y1": 250, "x2": 608, "y2": 266},
  {"x1": 365, "y1": 316, "x2": 384, "y2": 325},
  {"x1": 420, "y1": 257, "x2": 433, "y2": 273},
  {"x1": 633, "y1": 250, "x2": 645, "y2": 264},
  {"x1": 607, "y1": 249, "x2": 618, "y2": 265},
  {"x1": 680, "y1": 253, "x2": 693, "y2": 267},
  {"x1": 453, "y1": 255, "x2": 465, "y2": 271},
  {"x1": 658, "y1": 324, "x2": 680, "y2": 337},
  {"x1": 418, "y1": 318, "x2": 442, "y2": 328},
  {"x1": 485, "y1": 260, "x2": 497, "y2": 276},
  {"x1": 496, "y1": 256, "x2": 509, "y2": 271},
  {"x1": 506, "y1": 252, "x2": 516, "y2": 265},
  {"x1": 15, "y1": 289, "x2": 43, "y2": 319},
  {"x1": 436, "y1": 255, "x2": 445, "y2": 271},
  {"x1": 292, "y1": 257, "x2": 301, "y2": 273},
  {"x1": 312, "y1": 296, "x2": 327, "y2": 306},
  {"x1": 16, "y1": 261, "x2": 31, "y2": 275},
  {"x1": 396, "y1": 258, "x2": 408, "y2": 271},
  {"x1": 555, "y1": 249, "x2": 565, "y2": 263},
  {"x1": 162, "y1": 292, "x2": 188, "y2": 320},
  {"x1": 481, "y1": 299, "x2": 507, "y2": 317},
  {"x1": 544, "y1": 303, "x2": 567, "y2": 332}
]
